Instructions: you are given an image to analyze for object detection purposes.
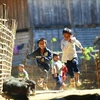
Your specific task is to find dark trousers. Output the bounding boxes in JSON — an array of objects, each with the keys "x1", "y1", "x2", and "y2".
[
  {"x1": 65, "y1": 58, "x2": 80, "y2": 78},
  {"x1": 38, "y1": 62, "x2": 50, "y2": 71},
  {"x1": 52, "y1": 74, "x2": 62, "y2": 90}
]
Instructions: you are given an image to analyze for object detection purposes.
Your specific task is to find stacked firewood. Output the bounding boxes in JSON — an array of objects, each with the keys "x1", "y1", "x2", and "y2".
[{"x1": 0, "y1": 4, "x2": 17, "y2": 92}]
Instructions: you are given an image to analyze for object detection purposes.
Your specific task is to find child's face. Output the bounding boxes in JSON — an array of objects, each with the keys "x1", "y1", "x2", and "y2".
[
  {"x1": 38, "y1": 40, "x2": 46, "y2": 50},
  {"x1": 63, "y1": 33, "x2": 72, "y2": 41},
  {"x1": 53, "y1": 55, "x2": 60, "y2": 61},
  {"x1": 19, "y1": 66, "x2": 24, "y2": 72}
]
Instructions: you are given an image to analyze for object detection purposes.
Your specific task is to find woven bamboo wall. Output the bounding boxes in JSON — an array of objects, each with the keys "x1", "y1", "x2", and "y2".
[{"x1": 0, "y1": 4, "x2": 17, "y2": 92}]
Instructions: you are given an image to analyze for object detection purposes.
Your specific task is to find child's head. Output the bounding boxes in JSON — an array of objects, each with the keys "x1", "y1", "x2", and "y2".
[
  {"x1": 62, "y1": 28, "x2": 72, "y2": 41},
  {"x1": 18, "y1": 64, "x2": 24, "y2": 72},
  {"x1": 53, "y1": 53, "x2": 60, "y2": 61},
  {"x1": 37, "y1": 38, "x2": 47, "y2": 50}
]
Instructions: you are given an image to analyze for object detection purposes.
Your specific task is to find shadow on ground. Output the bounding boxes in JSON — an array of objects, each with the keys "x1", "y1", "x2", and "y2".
[{"x1": 51, "y1": 94, "x2": 100, "y2": 100}]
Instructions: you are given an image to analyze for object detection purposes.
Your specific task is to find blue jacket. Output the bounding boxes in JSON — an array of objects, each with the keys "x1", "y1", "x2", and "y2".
[{"x1": 27, "y1": 47, "x2": 52, "y2": 70}]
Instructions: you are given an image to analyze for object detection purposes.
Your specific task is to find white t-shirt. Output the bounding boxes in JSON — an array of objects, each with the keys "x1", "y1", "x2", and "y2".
[
  {"x1": 61, "y1": 37, "x2": 83, "y2": 63},
  {"x1": 51, "y1": 60, "x2": 63, "y2": 76}
]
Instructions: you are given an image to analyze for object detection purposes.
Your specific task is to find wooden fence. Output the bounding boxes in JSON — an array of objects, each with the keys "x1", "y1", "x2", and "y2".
[{"x1": 0, "y1": 4, "x2": 17, "y2": 92}]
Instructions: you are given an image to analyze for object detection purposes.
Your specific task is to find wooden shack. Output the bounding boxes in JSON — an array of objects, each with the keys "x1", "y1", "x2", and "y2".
[
  {"x1": 0, "y1": 0, "x2": 100, "y2": 89},
  {"x1": 0, "y1": 0, "x2": 100, "y2": 66}
]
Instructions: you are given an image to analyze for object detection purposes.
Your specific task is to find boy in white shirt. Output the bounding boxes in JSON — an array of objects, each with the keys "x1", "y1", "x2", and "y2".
[{"x1": 61, "y1": 28, "x2": 84, "y2": 88}]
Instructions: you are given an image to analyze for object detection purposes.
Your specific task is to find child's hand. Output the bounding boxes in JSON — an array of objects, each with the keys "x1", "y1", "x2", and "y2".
[
  {"x1": 81, "y1": 48, "x2": 84, "y2": 53},
  {"x1": 41, "y1": 58, "x2": 44, "y2": 62},
  {"x1": 54, "y1": 73, "x2": 57, "y2": 77}
]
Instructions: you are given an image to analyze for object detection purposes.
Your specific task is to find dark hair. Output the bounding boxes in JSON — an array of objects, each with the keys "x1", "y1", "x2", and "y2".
[
  {"x1": 53, "y1": 53, "x2": 59, "y2": 58},
  {"x1": 40, "y1": 76, "x2": 44, "y2": 79},
  {"x1": 62, "y1": 27, "x2": 72, "y2": 35},
  {"x1": 37, "y1": 38, "x2": 47, "y2": 44}
]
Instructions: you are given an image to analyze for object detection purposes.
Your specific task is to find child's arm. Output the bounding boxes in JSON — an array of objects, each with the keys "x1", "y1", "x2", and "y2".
[
  {"x1": 27, "y1": 51, "x2": 36, "y2": 59},
  {"x1": 53, "y1": 65, "x2": 57, "y2": 77},
  {"x1": 24, "y1": 71, "x2": 29, "y2": 80},
  {"x1": 74, "y1": 38, "x2": 84, "y2": 52}
]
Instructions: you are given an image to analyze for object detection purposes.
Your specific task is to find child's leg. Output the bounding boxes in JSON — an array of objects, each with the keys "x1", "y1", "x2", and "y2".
[
  {"x1": 41, "y1": 63, "x2": 50, "y2": 72},
  {"x1": 65, "y1": 62, "x2": 75, "y2": 88},
  {"x1": 70, "y1": 78, "x2": 75, "y2": 88},
  {"x1": 62, "y1": 74, "x2": 67, "y2": 89},
  {"x1": 37, "y1": 77, "x2": 44, "y2": 87},
  {"x1": 62, "y1": 82, "x2": 67, "y2": 90},
  {"x1": 53, "y1": 74, "x2": 62, "y2": 90},
  {"x1": 75, "y1": 72, "x2": 80, "y2": 82},
  {"x1": 72, "y1": 58, "x2": 81, "y2": 87},
  {"x1": 75, "y1": 73, "x2": 81, "y2": 87},
  {"x1": 43, "y1": 82, "x2": 49, "y2": 90}
]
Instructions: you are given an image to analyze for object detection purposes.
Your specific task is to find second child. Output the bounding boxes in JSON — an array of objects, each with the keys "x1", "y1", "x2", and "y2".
[
  {"x1": 61, "y1": 27, "x2": 84, "y2": 88},
  {"x1": 51, "y1": 53, "x2": 67, "y2": 90}
]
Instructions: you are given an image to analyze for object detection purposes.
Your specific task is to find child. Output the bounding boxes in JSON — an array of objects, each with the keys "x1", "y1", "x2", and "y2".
[
  {"x1": 61, "y1": 27, "x2": 84, "y2": 88},
  {"x1": 18, "y1": 64, "x2": 29, "y2": 80},
  {"x1": 18, "y1": 64, "x2": 36, "y2": 95},
  {"x1": 27, "y1": 38, "x2": 52, "y2": 90},
  {"x1": 27, "y1": 38, "x2": 52, "y2": 72},
  {"x1": 52, "y1": 53, "x2": 67, "y2": 90}
]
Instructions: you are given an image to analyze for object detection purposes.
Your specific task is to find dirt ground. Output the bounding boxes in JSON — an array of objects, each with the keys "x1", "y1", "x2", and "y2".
[{"x1": 0, "y1": 89, "x2": 100, "y2": 100}]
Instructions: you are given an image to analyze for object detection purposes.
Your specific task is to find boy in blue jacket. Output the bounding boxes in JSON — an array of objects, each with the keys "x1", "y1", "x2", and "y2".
[
  {"x1": 27, "y1": 38, "x2": 52, "y2": 90},
  {"x1": 27, "y1": 38, "x2": 52, "y2": 71}
]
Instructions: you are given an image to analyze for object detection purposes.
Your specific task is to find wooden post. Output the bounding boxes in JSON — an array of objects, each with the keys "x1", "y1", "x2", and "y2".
[
  {"x1": 67, "y1": 0, "x2": 76, "y2": 36},
  {"x1": 27, "y1": 0, "x2": 34, "y2": 65}
]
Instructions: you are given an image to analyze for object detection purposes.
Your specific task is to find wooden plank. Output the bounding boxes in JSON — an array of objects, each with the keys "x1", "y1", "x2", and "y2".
[
  {"x1": 90, "y1": 0, "x2": 97, "y2": 24},
  {"x1": 21, "y1": 0, "x2": 25, "y2": 29},
  {"x1": 24, "y1": 0, "x2": 29, "y2": 28},
  {"x1": 0, "y1": 5, "x2": 3, "y2": 21},
  {"x1": 96, "y1": 0, "x2": 100, "y2": 24}
]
